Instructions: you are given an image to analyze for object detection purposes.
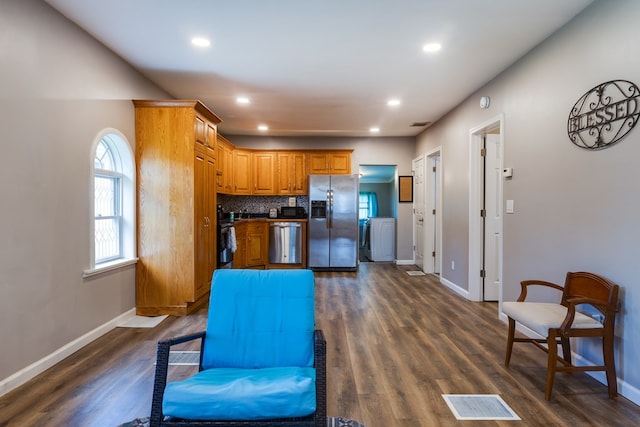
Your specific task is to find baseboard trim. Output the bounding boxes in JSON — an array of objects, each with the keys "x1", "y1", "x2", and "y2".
[
  {"x1": 498, "y1": 312, "x2": 640, "y2": 406},
  {"x1": 0, "y1": 308, "x2": 135, "y2": 397},
  {"x1": 439, "y1": 276, "x2": 469, "y2": 299},
  {"x1": 395, "y1": 259, "x2": 414, "y2": 265}
]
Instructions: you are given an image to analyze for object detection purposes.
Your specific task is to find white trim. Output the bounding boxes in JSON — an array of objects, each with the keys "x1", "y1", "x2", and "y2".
[
  {"x1": 468, "y1": 114, "x2": 504, "y2": 302},
  {"x1": 83, "y1": 257, "x2": 138, "y2": 278},
  {"x1": 411, "y1": 154, "x2": 425, "y2": 272},
  {"x1": 89, "y1": 129, "x2": 136, "y2": 272},
  {"x1": 440, "y1": 276, "x2": 470, "y2": 299},
  {"x1": 424, "y1": 146, "x2": 442, "y2": 275},
  {"x1": 0, "y1": 308, "x2": 135, "y2": 397},
  {"x1": 395, "y1": 259, "x2": 415, "y2": 265}
]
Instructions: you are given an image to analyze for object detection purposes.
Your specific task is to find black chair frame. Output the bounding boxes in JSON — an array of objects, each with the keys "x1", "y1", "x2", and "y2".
[{"x1": 150, "y1": 330, "x2": 326, "y2": 427}]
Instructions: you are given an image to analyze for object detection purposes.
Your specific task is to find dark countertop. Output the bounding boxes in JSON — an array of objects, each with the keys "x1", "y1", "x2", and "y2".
[{"x1": 219, "y1": 216, "x2": 307, "y2": 226}]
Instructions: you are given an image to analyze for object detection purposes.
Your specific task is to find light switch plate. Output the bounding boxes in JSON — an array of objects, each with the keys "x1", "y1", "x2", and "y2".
[
  {"x1": 506, "y1": 199, "x2": 514, "y2": 214},
  {"x1": 288, "y1": 197, "x2": 296, "y2": 207}
]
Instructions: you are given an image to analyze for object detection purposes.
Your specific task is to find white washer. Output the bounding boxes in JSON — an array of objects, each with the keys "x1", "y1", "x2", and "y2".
[{"x1": 368, "y1": 217, "x2": 396, "y2": 261}]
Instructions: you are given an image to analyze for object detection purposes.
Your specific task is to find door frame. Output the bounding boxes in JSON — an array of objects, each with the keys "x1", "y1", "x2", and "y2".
[
  {"x1": 424, "y1": 147, "x2": 442, "y2": 275},
  {"x1": 468, "y1": 114, "x2": 504, "y2": 302},
  {"x1": 411, "y1": 155, "x2": 425, "y2": 269}
]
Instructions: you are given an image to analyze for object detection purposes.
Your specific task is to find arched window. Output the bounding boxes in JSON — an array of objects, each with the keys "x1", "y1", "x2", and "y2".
[
  {"x1": 84, "y1": 130, "x2": 136, "y2": 276},
  {"x1": 95, "y1": 139, "x2": 122, "y2": 262}
]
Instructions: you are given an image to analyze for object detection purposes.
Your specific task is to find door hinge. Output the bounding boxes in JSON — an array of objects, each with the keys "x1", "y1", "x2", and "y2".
[
  {"x1": 432, "y1": 166, "x2": 436, "y2": 172},
  {"x1": 432, "y1": 209, "x2": 436, "y2": 215},
  {"x1": 480, "y1": 269, "x2": 486, "y2": 278},
  {"x1": 432, "y1": 251, "x2": 436, "y2": 257},
  {"x1": 480, "y1": 209, "x2": 486, "y2": 217},
  {"x1": 480, "y1": 148, "x2": 486, "y2": 157}
]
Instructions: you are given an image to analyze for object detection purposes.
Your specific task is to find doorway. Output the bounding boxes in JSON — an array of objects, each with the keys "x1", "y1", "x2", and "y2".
[
  {"x1": 358, "y1": 165, "x2": 397, "y2": 262},
  {"x1": 412, "y1": 156, "x2": 425, "y2": 270},
  {"x1": 413, "y1": 148, "x2": 442, "y2": 274},
  {"x1": 468, "y1": 115, "x2": 504, "y2": 303}
]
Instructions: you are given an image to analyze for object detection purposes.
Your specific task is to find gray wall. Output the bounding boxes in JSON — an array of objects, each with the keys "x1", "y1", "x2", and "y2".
[
  {"x1": 416, "y1": 0, "x2": 640, "y2": 401},
  {"x1": 0, "y1": 0, "x2": 167, "y2": 383},
  {"x1": 229, "y1": 135, "x2": 415, "y2": 261}
]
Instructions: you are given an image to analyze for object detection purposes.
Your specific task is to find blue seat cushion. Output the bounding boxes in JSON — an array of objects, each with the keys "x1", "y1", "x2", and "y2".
[
  {"x1": 162, "y1": 366, "x2": 316, "y2": 420},
  {"x1": 203, "y1": 269, "x2": 315, "y2": 369}
]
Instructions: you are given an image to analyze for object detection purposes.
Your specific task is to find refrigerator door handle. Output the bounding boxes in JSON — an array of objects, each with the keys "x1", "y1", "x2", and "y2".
[{"x1": 326, "y1": 189, "x2": 332, "y2": 228}]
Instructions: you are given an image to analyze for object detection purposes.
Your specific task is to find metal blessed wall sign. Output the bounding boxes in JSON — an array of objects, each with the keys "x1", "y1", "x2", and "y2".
[{"x1": 567, "y1": 80, "x2": 640, "y2": 150}]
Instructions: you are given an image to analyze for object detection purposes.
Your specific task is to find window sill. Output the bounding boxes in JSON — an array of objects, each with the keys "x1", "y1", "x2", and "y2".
[{"x1": 83, "y1": 258, "x2": 138, "y2": 278}]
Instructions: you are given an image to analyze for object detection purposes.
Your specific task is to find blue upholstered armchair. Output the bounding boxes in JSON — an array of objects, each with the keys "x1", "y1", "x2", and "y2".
[{"x1": 150, "y1": 269, "x2": 326, "y2": 427}]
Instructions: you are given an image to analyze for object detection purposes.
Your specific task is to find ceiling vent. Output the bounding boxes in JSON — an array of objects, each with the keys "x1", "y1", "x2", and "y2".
[{"x1": 411, "y1": 121, "x2": 432, "y2": 127}]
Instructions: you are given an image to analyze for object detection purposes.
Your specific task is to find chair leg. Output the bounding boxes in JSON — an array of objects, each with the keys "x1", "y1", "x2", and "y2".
[
  {"x1": 603, "y1": 332, "x2": 618, "y2": 398},
  {"x1": 560, "y1": 336, "x2": 571, "y2": 365},
  {"x1": 505, "y1": 318, "x2": 516, "y2": 367},
  {"x1": 545, "y1": 330, "x2": 558, "y2": 400}
]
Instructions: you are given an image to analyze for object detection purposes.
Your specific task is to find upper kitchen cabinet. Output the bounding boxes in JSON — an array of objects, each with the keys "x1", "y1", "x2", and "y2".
[
  {"x1": 195, "y1": 113, "x2": 217, "y2": 158},
  {"x1": 277, "y1": 151, "x2": 307, "y2": 195},
  {"x1": 216, "y1": 135, "x2": 234, "y2": 194},
  {"x1": 233, "y1": 148, "x2": 252, "y2": 194},
  {"x1": 133, "y1": 99, "x2": 221, "y2": 316},
  {"x1": 308, "y1": 150, "x2": 352, "y2": 174},
  {"x1": 252, "y1": 151, "x2": 276, "y2": 195}
]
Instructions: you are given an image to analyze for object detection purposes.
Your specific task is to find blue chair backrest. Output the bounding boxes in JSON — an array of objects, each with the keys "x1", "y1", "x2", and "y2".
[{"x1": 202, "y1": 269, "x2": 315, "y2": 370}]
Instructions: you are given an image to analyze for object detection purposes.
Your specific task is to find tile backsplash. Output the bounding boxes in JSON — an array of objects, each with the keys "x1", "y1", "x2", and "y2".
[{"x1": 217, "y1": 194, "x2": 309, "y2": 215}]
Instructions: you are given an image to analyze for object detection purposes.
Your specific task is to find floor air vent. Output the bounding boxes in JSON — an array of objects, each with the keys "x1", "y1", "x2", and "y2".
[{"x1": 442, "y1": 395, "x2": 520, "y2": 421}]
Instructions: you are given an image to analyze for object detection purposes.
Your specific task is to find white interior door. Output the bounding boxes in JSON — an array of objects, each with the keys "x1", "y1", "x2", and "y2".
[
  {"x1": 424, "y1": 150, "x2": 441, "y2": 275},
  {"x1": 412, "y1": 156, "x2": 425, "y2": 271},
  {"x1": 483, "y1": 133, "x2": 502, "y2": 301},
  {"x1": 431, "y1": 154, "x2": 441, "y2": 274}
]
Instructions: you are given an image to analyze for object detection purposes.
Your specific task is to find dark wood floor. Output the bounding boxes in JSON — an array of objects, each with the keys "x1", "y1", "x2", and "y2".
[{"x1": 1, "y1": 262, "x2": 639, "y2": 426}]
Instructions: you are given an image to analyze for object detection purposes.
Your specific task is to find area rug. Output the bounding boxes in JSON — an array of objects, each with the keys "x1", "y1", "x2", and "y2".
[
  {"x1": 441, "y1": 394, "x2": 520, "y2": 421},
  {"x1": 118, "y1": 417, "x2": 366, "y2": 427}
]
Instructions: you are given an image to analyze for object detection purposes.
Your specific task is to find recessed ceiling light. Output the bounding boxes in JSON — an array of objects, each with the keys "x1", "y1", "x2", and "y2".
[
  {"x1": 236, "y1": 97, "x2": 250, "y2": 104},
  {"x1": 423, "y1": 43, "x2": 442, "y2": 53},
  {"x1": 387, "y1": 99, "x2": 401, "y2": 107},
  {"x1": 257, "y1": 124, "x2": 269, "y2": 132},
  {"x1": 191, "y1": 37, "x2": 210, "y2": 47},
  {"x1": 370, "y1": 127, "x2": 380, "y2": 133}
]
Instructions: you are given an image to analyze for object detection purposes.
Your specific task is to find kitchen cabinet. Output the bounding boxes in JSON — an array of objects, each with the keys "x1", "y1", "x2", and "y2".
[
  {"x1": 214, "y1": 137, "x2": 351, "y2": 195},
  {"x1": 216, "y1": 135, "x2": 233, "y2": 194},
  {"x1": 195, "y1": 114, "x2": 217, "y2": 158},
  {"x1": 133, "y1": 99, "x2": 221, "y2": 316},
  {"x1": 308, "y1": 150, "x2": 352, "y2": 174},
  {"x1": 252, "y1": 151, "x2": 276, "y2": 195},
  {"x1": 233, "y1": 222, "x2": 247, "y2": 269},
  {"x1": 277, "y1": 151, "x2": 307, "y2": 195},
  {"x1": 232, "y1": 220, "x2": 267, "y2": 269},
  {"x1": 233, "y1": 148, "x2": 252, "y2": 194},
  {"x1": 246, "y1": 221, "x2": 267, "y2": 267}
]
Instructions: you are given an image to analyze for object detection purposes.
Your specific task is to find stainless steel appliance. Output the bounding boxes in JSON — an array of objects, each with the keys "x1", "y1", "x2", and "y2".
[
  {"x1": 280, "y1": 206, "x2": 306, "y2": 219},
  {"x1": 308, "y1": 174, "x2": 359, "y2": 271},
  {"x1": 269, "y1": 222, "x2": 303, "y2": 264}
]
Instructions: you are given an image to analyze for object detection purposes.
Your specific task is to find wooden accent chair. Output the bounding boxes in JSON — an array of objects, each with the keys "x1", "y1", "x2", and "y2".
[
  {"x1": 150, "y1": 269, "x2": 326, "y2": 427},
  {"x1": 503, "y1": 271, "x2": 619, "y2": 400}
]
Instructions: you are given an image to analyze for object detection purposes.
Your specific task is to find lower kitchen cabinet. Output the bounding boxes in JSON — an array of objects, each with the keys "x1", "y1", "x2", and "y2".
[
  {"x1": 233, "y1": 220, "x2": 267, "y2": 269},
  {"x1": 231, "y1": 219, "x2": 307, "y2": 270}
]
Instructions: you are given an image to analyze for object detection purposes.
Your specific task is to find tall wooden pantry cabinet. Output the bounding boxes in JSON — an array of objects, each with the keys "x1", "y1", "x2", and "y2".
[{"x1": 133, "y1": 100, "x2": 221, "y2": 316}]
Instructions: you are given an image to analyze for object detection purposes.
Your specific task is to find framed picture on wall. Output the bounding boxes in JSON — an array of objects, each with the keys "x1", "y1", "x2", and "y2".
[{"x1": 398, "y1": 176, "x2": 413, "y2": 203}]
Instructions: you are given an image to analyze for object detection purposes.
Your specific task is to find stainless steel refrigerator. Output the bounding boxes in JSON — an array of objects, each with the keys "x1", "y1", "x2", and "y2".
[{"x1": 308, "y1": 174, "x2": 359, "y2": 271}]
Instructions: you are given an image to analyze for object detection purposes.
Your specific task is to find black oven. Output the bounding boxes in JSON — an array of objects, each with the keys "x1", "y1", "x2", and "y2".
[{"x1": 217, "y1": 222, "x2": 234, "y2": 269}]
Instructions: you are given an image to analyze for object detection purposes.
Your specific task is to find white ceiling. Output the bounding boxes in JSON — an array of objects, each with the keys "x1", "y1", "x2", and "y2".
[{"x1": 44, "y1": 0, "x2": 594, "y2": 138}]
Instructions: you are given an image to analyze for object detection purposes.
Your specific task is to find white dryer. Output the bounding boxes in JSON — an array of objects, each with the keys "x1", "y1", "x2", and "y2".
[{"x1": 366, "y1": 217, "x2": 396, "y2": 261}]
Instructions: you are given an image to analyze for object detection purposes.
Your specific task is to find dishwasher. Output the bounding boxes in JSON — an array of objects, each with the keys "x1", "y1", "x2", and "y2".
[{"x1": 269, "y1": 222, "x2": 302, "y2": 264}]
